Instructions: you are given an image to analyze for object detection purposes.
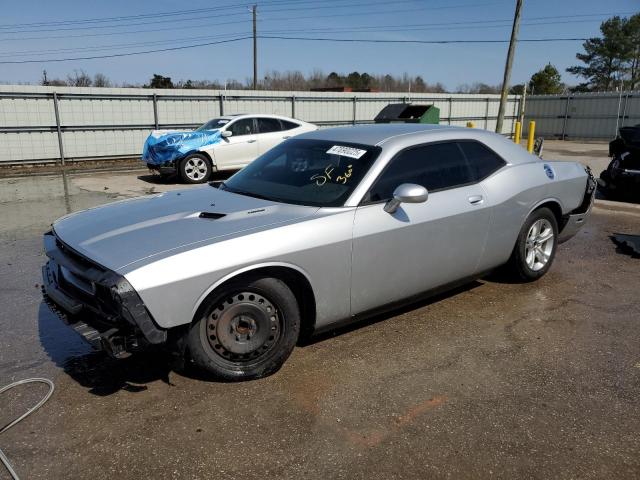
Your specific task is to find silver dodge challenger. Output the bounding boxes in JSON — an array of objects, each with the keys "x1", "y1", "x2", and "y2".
[{"x1": 42, "y1": 124, "x2": 595, "y2": 380}]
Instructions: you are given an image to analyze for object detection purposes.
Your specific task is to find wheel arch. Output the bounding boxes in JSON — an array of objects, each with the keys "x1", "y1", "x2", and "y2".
[
  {"x1": 192, "y1": 262, "x2": 317, "y2": 338},
  {"x1": 527, "y1": 198, "x2": 565, "y2": 230}
]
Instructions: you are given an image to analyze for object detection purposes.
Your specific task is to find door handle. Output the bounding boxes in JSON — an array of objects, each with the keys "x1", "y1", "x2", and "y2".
[
  {"x1": 247, "y1": 139, "x2": 257, "y2": 143},
  {"x1": 282, "y1": 135, "x2": 291, "y2": 139},
  {"x1": 468, "y1": 195, "x2": 484, "y2": 205}
]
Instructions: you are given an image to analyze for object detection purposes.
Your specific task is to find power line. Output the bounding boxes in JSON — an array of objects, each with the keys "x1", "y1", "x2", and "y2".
[
  {"x1": 254, "y1": 0, "x2": 423, "y2": 14},
  {"x1": 259, "y1": 35, "x2": 588, "y2": 44},
  {"x1": 0, "y1": 16, "x2": 612, "y2": 58},
  {"x1": 0, "y1": 11, "x2": 252, "y2": 34},
  {"x1": 259, "y1": 17, "x2": 615, "y2": 35},
  {"x1": 0, "y1": 37, "x2": 252, "y2": 64},
  {"x1": 0, "y1": 34, "x2": 589, "y2": 64},
  {"x1": 2, "y1": 6, "x2": 627, "y2": 42},
  {"x1": 0, "y1": 0, "x2": 333, "y2": 29},
  {"x1": 0, "y1": 18, "x2": 257, "y2": 42},
  {"x1": 0, "y1": 0, "x2": 432, "y2": 34},
  {"x1": 0, "y1": 1, "x2": 505, "y2": 36},
  {"x1": 1, "y1": 8, "x2": 627, "y2": 58},
  {"x1": 0, "y1": 32, "x2": 251, "y2": 58}
]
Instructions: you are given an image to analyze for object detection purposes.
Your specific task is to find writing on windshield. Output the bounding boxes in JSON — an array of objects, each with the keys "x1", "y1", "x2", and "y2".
[{"x1": 220, "y1": 139, "x2": 381, "y2": 207}]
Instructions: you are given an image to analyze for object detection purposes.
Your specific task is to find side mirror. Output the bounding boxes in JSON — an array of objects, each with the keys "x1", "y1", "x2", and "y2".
[
  {"x1": 221, "y1": 130, "x2": 233, "y2": 138},
  {"x1": 383, "y1": 183, "x2": 428, "y2": 214}
]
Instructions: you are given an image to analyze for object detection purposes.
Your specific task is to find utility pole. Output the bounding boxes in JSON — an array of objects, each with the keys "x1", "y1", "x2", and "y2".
[
  {"x1": 519, "y1": 83, "x2": 527, "y2": 124},
  {"x1": 252, "y1": 4, "x2": 258, "y2": 90},
  {"x1": 495, "y1": 0, "x2": 523, "y2": 134}
]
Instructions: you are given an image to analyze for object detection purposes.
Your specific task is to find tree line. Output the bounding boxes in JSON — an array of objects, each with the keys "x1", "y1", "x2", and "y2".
[{"x1": 39, "y1": 13, "x2": 639, "y2": 95}]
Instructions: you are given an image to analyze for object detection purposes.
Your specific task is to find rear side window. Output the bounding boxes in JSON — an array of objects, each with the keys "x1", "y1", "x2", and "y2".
[
  {"x1": 257, "y1": 117, "x2": 282, "y2": 133},
  {"x1": 280, "y1": 120, "x2": 300, "y2": 131},
  {"x1": 457, "y1": 141, "x2": 506, "y2": 181},
  {"x1": 365, "y1": 142, "x2": 473, "y2": 202}
]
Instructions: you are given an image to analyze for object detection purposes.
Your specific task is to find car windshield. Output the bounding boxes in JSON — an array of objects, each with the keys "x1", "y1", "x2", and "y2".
[
  {"x1": 219, "y1": 139, "x2": 381, "y2": 207},
  {"x1": 195, "y1": 118, "x2": 230, "y2": 131}
]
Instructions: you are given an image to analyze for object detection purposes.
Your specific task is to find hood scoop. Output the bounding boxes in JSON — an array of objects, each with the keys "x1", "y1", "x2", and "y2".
[{"x1": 198, "y1": 212, "x2": 226, "y2": 220}]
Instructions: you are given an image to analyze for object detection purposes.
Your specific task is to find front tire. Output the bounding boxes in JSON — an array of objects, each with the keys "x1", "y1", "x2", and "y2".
[
  {"x1": 186, "y1": 276, "x2": 300, "y2": 381},
  {"x1": 179, "y1": 153, "x2": 212, "y2": 184},
  {"x1": 505, "y1": 207, "x2": 558, "y2": 282}
]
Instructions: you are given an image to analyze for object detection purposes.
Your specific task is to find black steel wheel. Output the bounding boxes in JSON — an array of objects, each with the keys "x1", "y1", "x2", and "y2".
[{"x1": 186, "y1": 276, "x2": 300, "y2": 380}]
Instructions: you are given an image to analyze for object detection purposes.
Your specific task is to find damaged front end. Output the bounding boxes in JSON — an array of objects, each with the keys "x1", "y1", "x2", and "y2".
[
  {"x1": 41, "y1": 230, "x2": 167, "y2": 358},
  {"x1": 141, "y1": 129, "x2": 222, "y2": 173}
]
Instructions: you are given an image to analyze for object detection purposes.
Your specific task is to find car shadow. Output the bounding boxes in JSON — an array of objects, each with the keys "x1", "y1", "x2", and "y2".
[
  {"x1": 38, "y1": 303, "x2": 176, "y2": 395},
  {"x1": 137, "y1": 170, "x2": 238, "y2": 186},
  {"x1": 300, "y1": 280, "x2": 484, "y2": 346},
  {"x1": 480, "y1": 269, "x2": 522, "y2": 285},
  {"x1": 137, "y1": 173, "x2": 170, "y2": 184},
  {"x1": 40, "y1": 281, "x2": 486, "y2": 391}
]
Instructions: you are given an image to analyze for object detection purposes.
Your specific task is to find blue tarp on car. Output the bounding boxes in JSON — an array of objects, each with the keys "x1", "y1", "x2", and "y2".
[{"x1": 142, "y1": 129, "x2": 223, "y2": 166}]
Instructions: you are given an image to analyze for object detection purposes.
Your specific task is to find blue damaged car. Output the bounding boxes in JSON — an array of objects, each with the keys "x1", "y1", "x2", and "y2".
[{"x1": 142, "y1": 114, "x2": 316, "y2": 183}]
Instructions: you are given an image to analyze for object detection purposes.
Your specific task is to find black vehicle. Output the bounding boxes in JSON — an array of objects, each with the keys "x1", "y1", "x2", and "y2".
[{"x1": 599, "y1": 124, "x2": 640, "y2": 201}]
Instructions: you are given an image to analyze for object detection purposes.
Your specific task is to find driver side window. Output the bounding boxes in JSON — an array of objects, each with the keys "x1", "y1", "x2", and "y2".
[
  {"x1": 228, "y1": 118, "x2": 256, "y2": 137},
  {"x1": 364, "y1": 142, "x2": 473, "y2": 203}
]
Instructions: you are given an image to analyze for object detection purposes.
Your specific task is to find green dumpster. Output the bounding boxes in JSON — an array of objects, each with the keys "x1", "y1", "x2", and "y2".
[{"x1": 374, "y1": 103, "x2": 440, "y2": 124}]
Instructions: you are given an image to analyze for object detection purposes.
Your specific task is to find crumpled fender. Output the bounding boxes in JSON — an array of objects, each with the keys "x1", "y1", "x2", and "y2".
[{"x1": 142, "y1": 129, "x2": 223, "y2": 165}]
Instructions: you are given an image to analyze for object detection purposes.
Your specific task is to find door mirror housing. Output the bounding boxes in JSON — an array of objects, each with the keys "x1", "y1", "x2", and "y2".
[
  {"x1": 221, "y1": 130, "x2": 233, "y2": 138},
  {"x1": 383, "y1": 183, "x2": 428, "y2": 214}
]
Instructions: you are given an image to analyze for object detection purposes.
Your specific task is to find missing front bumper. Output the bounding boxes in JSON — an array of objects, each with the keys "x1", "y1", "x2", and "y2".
[{"x1": 41, "y1": 231, "x2": 167, "y2": 357}]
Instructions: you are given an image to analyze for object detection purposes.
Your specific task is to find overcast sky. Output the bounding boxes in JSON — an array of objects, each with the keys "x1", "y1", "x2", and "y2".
[{"x1": 1, "y1": 0, "x2": 638, "y2": 90}]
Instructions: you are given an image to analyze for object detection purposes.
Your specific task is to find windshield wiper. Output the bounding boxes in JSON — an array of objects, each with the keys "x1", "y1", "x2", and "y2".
[{"x1": 219, "y1": 183, "x2": 279, "y2": 202}]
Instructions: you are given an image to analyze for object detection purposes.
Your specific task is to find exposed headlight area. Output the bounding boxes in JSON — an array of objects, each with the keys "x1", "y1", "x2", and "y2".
[{"x1": 41, "y1": 230, "x2": 167, "y2": 358}]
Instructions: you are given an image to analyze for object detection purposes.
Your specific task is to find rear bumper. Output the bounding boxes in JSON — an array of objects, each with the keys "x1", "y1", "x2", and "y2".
[
  {"x1": 558, "y1": 167, "x2": 596, "y2": 244},
  {"x1": 558, "y1": 205, "x2": 592, "y2": 244},
  {"x1": 41, "y1": 231, "x2": 167, "y2": 357}
]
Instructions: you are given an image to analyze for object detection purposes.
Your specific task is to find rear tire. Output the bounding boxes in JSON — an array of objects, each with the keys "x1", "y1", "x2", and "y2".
[
  {"x1": 186, "y1": 276, "x2": 300, "y2": 381},
  {"x1": 179, "y1": 153, "x2": 212, "y2": 184},
  {"x1": 505, "y1": 207, "x2": 558, "y2": 282}
]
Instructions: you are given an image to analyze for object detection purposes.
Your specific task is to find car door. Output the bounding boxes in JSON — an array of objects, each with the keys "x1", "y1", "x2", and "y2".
[
  {"x1": 256, "y1": 117, "x2": 287, "y2": 155},
  {"x1": 212, "y1": 117, "x2": 259, "y2": 169},
  {"x1": 350, "y1": 141, "x2": 492, "y2": 315}
]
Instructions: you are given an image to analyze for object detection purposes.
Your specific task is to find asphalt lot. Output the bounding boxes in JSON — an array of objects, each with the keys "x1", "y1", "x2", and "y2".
[{"x1": 1, "y1": 144, "x2": 640, "y2": 479}]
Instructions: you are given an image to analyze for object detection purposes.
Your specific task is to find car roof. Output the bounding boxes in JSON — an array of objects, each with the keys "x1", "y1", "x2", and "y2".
[
  {"x1": 219, "y1": 113, "x2": 302, "y2": 122},
  {"x1": 296, "y1": 123, "x2": 458, "y2": 146},
  {"x1": 295, "y1": 123, "x2": 536, "y2": 165}
]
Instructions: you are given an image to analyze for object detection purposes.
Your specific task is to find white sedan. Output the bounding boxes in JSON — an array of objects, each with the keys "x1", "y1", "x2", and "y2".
[{"x1": 142, "y1": 114, "x2": 317, "y2": 183}]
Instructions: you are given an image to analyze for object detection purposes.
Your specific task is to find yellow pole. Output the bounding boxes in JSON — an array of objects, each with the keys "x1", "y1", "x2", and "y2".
[
  {"x1": 466, "y1": 121, "x2": 475, "y2": 128},
  {"x1": 527, "y1": 120, "x2": 535, "y2": 153},
  {"x1": 514, "y1": 121, "x2": 522, "y2": 145}
]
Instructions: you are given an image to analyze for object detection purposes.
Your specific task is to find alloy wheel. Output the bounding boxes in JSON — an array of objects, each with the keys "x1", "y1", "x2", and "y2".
[
  {"x1": 184, "y1": 157, "x2": 208, "y2": 181},
  {"x1": 524, "y1": 219, "x2": 554, "y2": 271}
]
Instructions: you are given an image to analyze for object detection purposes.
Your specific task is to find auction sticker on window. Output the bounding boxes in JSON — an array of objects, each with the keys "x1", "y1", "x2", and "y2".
[{"x1": 326, "y1": 145, "x2": 367, "y2": 159}]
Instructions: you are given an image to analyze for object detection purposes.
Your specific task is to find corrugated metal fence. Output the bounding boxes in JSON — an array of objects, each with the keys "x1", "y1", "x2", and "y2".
[
  {"x1": 0, "y1": 85, "x2": 522, "y2": 165},
  {"x1": 524, "y1": 90, "x2": 639, "y2": 140},
  {"x1": 2, "y1": 86, "x2": 637, "y2": 166}
]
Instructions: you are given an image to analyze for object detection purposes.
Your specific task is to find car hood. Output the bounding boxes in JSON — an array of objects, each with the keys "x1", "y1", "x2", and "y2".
[
  {"x1": 142, "y1": 129, "x2": 223, "y2": 165},
  {"x1": 52, "y1": 186, "x2": 318, "y2": 271}
]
